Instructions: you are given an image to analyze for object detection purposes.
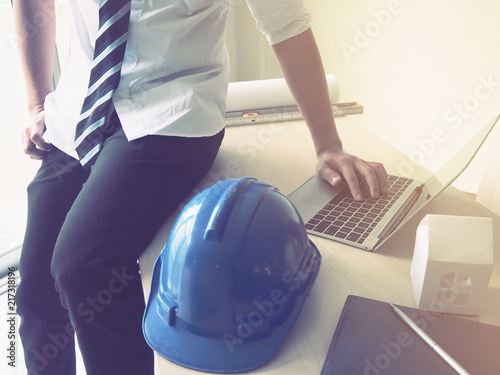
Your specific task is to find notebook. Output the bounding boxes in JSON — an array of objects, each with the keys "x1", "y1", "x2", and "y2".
[
  {"x1": 320, "y1": 295, "x2": 500, "y2": 375},
  {"x1": 288, "y1": 113, "x2": 500, "y2": 251}
]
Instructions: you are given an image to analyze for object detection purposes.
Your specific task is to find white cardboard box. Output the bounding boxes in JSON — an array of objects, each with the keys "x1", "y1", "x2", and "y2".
[{"x1": 411, "y1": 214, "x2": 494, "y2": 315}]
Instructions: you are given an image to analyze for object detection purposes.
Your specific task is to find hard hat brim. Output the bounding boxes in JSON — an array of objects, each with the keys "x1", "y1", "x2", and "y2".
[{"x1": 142, "y1": 243, "x2": 321, "y2": 373}]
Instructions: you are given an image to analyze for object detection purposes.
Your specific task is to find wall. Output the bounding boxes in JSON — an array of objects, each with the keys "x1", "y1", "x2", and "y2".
[
  {"x1": 228, "y1": 0, "x2": 500, "y2": 194},
  {"x1": 0, "y1": 0, "x2": 72, "y2": 253},
  {"x1": 226, "y1": 2, "x2": 282, "y2": 82}
]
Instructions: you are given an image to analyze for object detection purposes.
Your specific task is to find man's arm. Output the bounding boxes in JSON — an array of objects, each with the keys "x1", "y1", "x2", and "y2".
[
  {"x1": 13, "y1": 0, "x2": 56, "y2": 159},
  {"x1": 272, "y1": 28, "x2": 387, "y2": 200}
]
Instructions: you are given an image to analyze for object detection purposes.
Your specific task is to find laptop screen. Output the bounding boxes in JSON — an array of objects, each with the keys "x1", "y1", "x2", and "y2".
[
  {"x1": 433, "y1": 113, "x2": 500, "y2": 188},
  {"x1": 379, "y1": 113, "x2": 500, "y2": 247}
]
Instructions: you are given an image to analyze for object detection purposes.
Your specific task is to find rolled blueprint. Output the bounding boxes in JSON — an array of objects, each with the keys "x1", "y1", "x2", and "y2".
[{"x1": 226, "y1": 74, "x2": 340, "y2": 112}]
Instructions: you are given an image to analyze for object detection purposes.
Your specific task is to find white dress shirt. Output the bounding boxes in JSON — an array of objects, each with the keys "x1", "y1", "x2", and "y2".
[{"x1": 43, "y1": 0, "x2": 312, "y2": 159}]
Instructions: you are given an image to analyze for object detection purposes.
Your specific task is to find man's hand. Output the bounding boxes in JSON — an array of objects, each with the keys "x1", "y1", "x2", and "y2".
[
  {"x1": 316, "y1": 149, "x2": 388, "y2": 201},
  {"x1": 22, "y1": 106, "x2": 52, "y2": 160}
]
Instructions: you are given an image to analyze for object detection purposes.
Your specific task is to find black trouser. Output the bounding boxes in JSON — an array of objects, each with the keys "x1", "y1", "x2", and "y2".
[{"x1": 16, "y1": 126, "x2": 224, "y2": 375}]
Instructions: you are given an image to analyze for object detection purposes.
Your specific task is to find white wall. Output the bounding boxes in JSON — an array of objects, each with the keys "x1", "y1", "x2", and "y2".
[
  {"x1": 226, "y1": 3, "x2": 282, "y2": 82},
  {"x1": 228, "y1": 0, "x2": 500, "y2": 194}
]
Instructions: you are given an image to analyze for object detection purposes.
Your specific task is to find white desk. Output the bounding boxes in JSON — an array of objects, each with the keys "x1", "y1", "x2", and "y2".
[{"x1": 139, "y1": 116, "x2": 500, "y2": 374}]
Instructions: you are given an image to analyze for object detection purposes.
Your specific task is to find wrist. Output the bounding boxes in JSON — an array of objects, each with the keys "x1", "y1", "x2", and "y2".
[
  {"x1": 28, "y1": 103, "x2": 45, "y2": 116},
  {"x1": 307, "y1": 117, "x2": 344, "y2": 158},
  {"x1": 315, "y1": 138, "x2": 343, "y2": 158}
]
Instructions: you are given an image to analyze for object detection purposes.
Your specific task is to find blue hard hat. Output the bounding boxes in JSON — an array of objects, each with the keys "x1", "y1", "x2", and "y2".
[{"x1": 143, "y1": 177, "x2": 321, "y2": 373}]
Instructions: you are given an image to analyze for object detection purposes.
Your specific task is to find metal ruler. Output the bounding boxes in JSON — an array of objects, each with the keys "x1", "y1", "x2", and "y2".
[{"x1": 224, "y1": 102, "x2": 363, "y2": 126}]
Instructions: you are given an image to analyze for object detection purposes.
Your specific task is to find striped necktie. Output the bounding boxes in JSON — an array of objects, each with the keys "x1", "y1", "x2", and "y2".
[{"x1": 74, "y1": 0, "x2": 131, "y2": 167}]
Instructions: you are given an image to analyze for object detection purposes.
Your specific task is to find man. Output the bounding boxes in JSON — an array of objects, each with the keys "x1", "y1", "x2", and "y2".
[{"x1": 14, "y1": 0, "x2": 387, "y2": 374}]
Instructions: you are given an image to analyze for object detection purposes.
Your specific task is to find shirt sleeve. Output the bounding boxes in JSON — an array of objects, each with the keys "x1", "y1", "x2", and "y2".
[{"x1": 245, "y1": 0, "x2": 312, "y2": 45}]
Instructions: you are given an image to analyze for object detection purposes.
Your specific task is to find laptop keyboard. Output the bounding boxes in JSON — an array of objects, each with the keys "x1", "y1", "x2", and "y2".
[{"x1": 305, "y1": 175, "x2": 413, "y2": 244}]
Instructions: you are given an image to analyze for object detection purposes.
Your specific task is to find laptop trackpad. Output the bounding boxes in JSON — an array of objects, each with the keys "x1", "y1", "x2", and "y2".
[{"x1": 288, "y1": 175, "x2": 347, "y2": 223}]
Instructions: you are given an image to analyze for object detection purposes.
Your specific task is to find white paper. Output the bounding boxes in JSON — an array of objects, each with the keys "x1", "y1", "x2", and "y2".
[{"x1": 226, "y1": 74, "x2": 340, "y2": 112}]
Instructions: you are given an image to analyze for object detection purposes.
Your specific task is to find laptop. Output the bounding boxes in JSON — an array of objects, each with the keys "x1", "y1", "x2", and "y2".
[{"x1": 288, "y1": 113, "x2": 500, "y2": 251}]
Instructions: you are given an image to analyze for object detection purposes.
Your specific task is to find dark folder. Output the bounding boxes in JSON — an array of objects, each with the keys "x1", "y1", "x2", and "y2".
[{"x1": 320, "y1": 295, "x2": 500, "y2": 375}]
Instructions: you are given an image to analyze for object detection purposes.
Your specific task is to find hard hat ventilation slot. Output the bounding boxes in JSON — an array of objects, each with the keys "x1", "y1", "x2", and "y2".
[{"x1": 204, "y1": 178, "x2": 256, "y2": 241}]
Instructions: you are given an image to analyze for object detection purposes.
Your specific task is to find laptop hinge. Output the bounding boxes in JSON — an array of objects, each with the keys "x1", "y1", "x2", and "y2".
[{"x1": 378, "y1": 184, "x2": 423, "y2": 240}]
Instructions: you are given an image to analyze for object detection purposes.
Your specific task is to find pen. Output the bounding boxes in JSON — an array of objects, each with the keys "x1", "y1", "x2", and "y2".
[{"x1": 389, "y1": 303, "x2": 470, "y2": 375}]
